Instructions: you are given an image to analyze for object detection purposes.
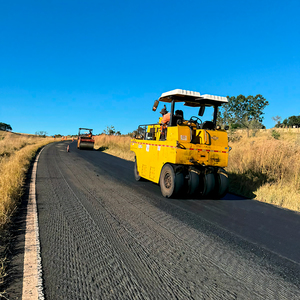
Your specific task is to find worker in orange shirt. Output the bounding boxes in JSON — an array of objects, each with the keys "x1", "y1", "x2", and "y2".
[
  {"x1": 160, "y1": 105, "x2": 170, "y2": 140},
  {"x1": 160, "y1": 105, "x2": 170, "y2": 125}
]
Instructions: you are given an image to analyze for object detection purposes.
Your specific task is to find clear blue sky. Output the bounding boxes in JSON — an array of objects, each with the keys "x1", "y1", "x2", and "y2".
[{"x1": 1, "y1": 0, "x2": 299, "y2": 135}]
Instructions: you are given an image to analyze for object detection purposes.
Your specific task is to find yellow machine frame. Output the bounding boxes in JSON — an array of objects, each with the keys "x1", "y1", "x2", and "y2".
[{"x1": 130, "y1": 89, "x2": 230, "y2": 198}]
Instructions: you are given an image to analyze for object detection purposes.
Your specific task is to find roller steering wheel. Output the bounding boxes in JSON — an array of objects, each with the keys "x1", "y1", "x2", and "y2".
[{"x1": 189, "y1": 116, "x2": 202, "y2": 125}]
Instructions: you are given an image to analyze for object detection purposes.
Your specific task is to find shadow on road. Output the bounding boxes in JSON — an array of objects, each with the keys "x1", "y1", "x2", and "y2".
[
  {"x1": 95, "y1": 146, "x2": 109, "y2": 152},
  {"x1": 228, "y1": 172, "x2": 269, "y2": 199},
  {"x1": 221, "y1": 193, "x2": 247, "y2": 201}
]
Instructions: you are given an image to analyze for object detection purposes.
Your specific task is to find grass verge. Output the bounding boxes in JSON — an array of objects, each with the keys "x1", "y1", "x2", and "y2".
[
  {"x1": 94, "y1": 134, "x2": 135, "y2": 161},
  {"x1": 227, "y1": 129, "x2": 300, "y2": 211},
  {"x1": 0, "y1": 131, "x2": 54, "y2": 288}
]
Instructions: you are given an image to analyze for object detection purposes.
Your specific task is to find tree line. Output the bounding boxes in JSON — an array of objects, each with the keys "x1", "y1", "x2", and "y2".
[
  {"x1": 272, "y1": 115, "x2": 300, "y2": 128},
  {"x1": 218, "y1": 95, "x2": 299, "y2": 130},
  {"x1": 2, "y1": 99, "x2": 298, "y2": 137}
]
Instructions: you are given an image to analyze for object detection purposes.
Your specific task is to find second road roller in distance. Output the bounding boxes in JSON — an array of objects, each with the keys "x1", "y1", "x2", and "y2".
[
  {"x1": 130, "y1": 89, "x2": 230, "y2": 199},
  {"x1": 77, "y1": 128, "x2": 95, "y2": 150}
]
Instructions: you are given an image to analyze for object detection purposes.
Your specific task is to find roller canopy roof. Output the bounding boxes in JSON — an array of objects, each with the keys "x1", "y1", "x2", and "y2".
[{"x1": 158, "y1": 89, "x2": 228, "y2": 107}]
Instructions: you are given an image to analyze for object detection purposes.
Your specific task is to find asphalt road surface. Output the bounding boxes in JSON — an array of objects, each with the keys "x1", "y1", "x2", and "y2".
[{"x1": 35, "y1": 141, "x2": 300, "y2": 299}]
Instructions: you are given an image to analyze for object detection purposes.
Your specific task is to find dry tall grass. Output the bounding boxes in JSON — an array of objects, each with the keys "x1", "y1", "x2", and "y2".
[
  {"x1": 0, "y1": 131, "x2": 54, "y2": 284},
  {"x1": 0, "y1": 131, "x2": 53, "y2": 228},
  {"x1": 228, "y1": 129, "x2": 300, "y2": 211},
  {"x1": 0, "y1": 132, "x2": 54, "y2": 227},
  {"x1": 94, "y1": 134, "x2": 135, "y2": 161}
]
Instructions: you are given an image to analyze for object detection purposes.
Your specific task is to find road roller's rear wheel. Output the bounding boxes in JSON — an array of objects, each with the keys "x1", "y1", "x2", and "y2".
[
  {"x1": 134, "y1": 158, "x2": 142, "y2": 181},
  {"x1": 199, "y1": 172, "x2": 215, "y2": 198},
  {"x1": 212, "y1": 168, "x2": 229, "y2": 199},
  {"x1": 187, "y1": 169, "x2": 200, "y2": 196},
  {"x1": 160, "y1": 164, "x2": 184, "y2": 198}
]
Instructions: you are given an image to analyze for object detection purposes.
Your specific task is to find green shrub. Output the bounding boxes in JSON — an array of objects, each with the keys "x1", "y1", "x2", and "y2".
[{"x1": 271, "y1": 130, "x2": 280, "y2": 140}]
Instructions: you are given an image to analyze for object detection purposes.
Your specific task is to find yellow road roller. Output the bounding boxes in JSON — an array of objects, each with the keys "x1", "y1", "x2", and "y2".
[
  {"x1": 130, "y1": 89, "x2": 230, "y2": 199},
  {"x1": 77, "y1": 128, "x2": 94, "y2": 150}
]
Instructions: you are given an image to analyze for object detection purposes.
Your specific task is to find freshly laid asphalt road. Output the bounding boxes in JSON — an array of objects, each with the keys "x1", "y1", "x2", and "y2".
[{"x1": 34, "y1": 141, "x2": 300, "y2": 299}]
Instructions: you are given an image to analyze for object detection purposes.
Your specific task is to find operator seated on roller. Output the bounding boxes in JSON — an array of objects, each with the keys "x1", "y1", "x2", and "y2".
[
  {"x1": 173, "y1": 109, "x2": 184, "y2": 125},
  {"x1": 159, "y1": 105, "x2": 170, "y2": 140}
]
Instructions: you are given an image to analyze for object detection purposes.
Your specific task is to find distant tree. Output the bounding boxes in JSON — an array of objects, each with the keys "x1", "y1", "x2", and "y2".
[
  {"x1": 35, "y1": 131, "x2": 48, "y2": 137},
  {"x1": 218, "y1": 94, "x2": 269, "y2": 136},
  {"x1": 54, "y1": 134, "x2": 62, "y2": 137},
  {"x1": 129, "y1": 126, "x2": 145, "y2": 138},
  {"x1": 0, "y1": 122, "x2": 12, "y2": 131},
  {"x1": 287, "y1": 115, "x2": 300, "y2": 127},
  {"x1": 272, "y1": 115, "x2": 282, "y2": 128},
  {"x1": 229, "y1": 123, "x2": 243, "y2": 130},
  {"x1": 281, "y1": 115, "x2": 300, "y2": 127},
  {"x1": 102, "y1": 125, "x2": 121, "y2": 135},
  {"x1": 217, "y1": 102, "x2": 231, "y2": 127}
]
